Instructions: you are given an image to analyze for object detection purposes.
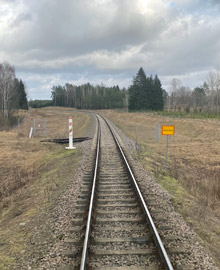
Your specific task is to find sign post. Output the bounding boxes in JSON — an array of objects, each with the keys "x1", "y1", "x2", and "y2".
[
  {"x1": 66, "y1": 117, "x2": 76, "y2": 150},
  {"x1": 161, "y1": 125, "x2": 175, "y2": 169}
]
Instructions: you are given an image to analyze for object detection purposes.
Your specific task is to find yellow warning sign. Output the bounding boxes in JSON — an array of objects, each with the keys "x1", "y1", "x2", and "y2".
[{"x1": 162, "y1": 125, "x2": 175, "y2": 136}]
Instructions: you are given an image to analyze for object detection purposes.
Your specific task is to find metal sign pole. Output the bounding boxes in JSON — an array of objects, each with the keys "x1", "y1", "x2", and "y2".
[
  {"x1": 155, "y1": 123, "x2": 160, "y2": 142},
  {"x1": 33, "y1": 119, "x2": 35, "y2": 136},
  {"x1": 161, "y1": 125, "x2": 175, "y2": 170},
  {"x1": 165, "y1": 135, "x2": 169, "y2": 169}
]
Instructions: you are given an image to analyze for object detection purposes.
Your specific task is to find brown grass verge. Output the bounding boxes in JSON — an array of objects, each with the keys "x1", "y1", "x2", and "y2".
[
  {"x1": 0, "y1": 107, "x2": 89, "y2": 210},
  {"x1": 101, "y1": 110, "x2": 220, "y2": 266},
  {"x1": 0, "y1": 107, "x2": 91, "y2": 269}
]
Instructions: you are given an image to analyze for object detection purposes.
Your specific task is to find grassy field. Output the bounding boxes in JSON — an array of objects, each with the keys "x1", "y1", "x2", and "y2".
[
  {"x1": 101, "y1": 110, "x2": 220, "y2": 266},
  {"x1": 1, "y1": 107, "x2": 220, "y2": 268},
  {"x1": 0, "y1": 107, "x2": 91, "y2": 269}
]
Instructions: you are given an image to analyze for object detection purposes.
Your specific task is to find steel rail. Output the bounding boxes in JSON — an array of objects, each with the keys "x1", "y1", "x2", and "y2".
[
  {"x1": 102, "y1": 115, "x2": 174, "y2": 270},
  {"x1": 79, "y1": 117, "x2": 101, "y2": 270}
]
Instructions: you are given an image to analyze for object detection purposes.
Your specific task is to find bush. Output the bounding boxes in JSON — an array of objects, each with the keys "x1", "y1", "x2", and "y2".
[
  {"x1": 29, "y1": 100, "x2": 53, "y2": 108},
  {"x1": 0, "y1": 112, "x2": 21, "y2": 130}
]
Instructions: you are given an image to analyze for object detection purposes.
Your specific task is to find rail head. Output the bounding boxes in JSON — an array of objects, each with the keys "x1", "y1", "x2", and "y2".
[
  {"x1": 80, "y1": 116, "x2": 101, "y2": 270},
  {"x1": 101, "y1": 115, "x2": 174, "y2": 270}
]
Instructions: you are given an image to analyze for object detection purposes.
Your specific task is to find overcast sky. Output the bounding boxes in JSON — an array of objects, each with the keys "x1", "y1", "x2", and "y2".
[{"x1": 0, "y1": 0, "x2": 220, "y2": 99}]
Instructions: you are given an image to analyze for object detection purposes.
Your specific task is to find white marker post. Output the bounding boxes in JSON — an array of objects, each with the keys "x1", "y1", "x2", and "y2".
[
  {"x1": 29, "y1": 127, "x2": 33, "y2": 138},
  {"x1": 66, "y1": 117, "x2": 76, "y2": 150}
]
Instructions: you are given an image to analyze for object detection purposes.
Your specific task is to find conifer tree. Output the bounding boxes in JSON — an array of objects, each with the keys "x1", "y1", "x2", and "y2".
[
  {"x1": 18, "y1": 79, "x2": 28, "y2": 109},
  {"x1": 128, "y1": 68, "x2": 164, "y2": 111},
  {"x1": 128, "y1": 67, "x2": 150, "y2": 111},
  {"x1": 151, "y1": 75, "x2": 164, "y2": 110}
]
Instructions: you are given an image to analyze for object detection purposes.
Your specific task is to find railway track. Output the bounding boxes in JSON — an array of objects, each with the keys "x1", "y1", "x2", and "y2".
[{"x1": 63, "y1": 115, "x2": 175, "y2": 269}]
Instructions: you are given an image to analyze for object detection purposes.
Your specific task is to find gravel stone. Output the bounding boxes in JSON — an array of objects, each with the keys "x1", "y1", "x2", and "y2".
[{"x1": 13, "y1": 113, "x2": 219, "y2": 270}]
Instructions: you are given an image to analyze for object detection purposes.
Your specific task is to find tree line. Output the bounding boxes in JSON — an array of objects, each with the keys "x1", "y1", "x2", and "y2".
[
  {"x1": 50, "y1": 68, "x2": 165, "y2": 111},
  {"x1": 43, "y1": 67, "x2": 220, "y2": 114},
  {"x1": 167, "y1": 71, "x2": 220, "y2": 113},
  {"x1": 0, "y1": 62, "x2": 28, "y2": 118},
  {"x1": 51, "y1": 83, "x2": 127, "y2": 109}
]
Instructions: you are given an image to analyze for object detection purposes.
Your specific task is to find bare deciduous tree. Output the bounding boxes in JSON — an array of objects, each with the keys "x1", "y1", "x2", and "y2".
[
  {"x1": 169, "y1": 78, "x2": 182, "y2": 111},
  {"x1": 0, "y1": 62, "x2": 16, "y2": 117},
  {"x1": 205, "y1": 70, "x2": 220, "y2": 114}
]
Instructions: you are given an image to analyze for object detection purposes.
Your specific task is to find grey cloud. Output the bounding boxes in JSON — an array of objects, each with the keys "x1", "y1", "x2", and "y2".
[
  {"x1": 1, "y1": 0, "x2": 220, "y2": 99},
  {"x1": 0, "y1": 0, "x2": 17, "y2": 2},
  {"x1": 10, "y1": 12, "x2": 32, "y2": 28},
  {"x1": 207, "y1": 0, "x2": 220, "y2": 5},
  {"x1": 1, "y1": 0, "x2": 166, "y2": 57},
  {"x1": 170, "y1": 0, "x2": 220, "y2": 14}
]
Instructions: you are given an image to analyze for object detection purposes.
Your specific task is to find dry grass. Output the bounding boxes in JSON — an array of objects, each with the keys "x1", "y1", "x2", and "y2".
[
  {"x1": 101, "y1": 110, "x2": 220, "y2": 265},
  {"x1": 0, "y1": 107, "x2": 91, "y2": 269},
  {"x1": 102, "y1": 110, "x2": 220, "y2": 212},
  {"x1": 0, "y1": 107, "x2": 90, "y2": 211}
]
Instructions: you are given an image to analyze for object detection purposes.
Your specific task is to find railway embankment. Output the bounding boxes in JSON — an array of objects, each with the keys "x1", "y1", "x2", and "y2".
[
  {"x1": 101, "y1": 110, "x2": 220, "y2": 268},
  {"x1": 1, "y1": 108, "x2": 219, "y2": 270}
]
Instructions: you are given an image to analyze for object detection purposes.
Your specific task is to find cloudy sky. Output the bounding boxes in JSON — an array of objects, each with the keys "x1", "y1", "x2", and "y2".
[{"x1": 0, "y1": 0, "x2": 220, "y2": 99}]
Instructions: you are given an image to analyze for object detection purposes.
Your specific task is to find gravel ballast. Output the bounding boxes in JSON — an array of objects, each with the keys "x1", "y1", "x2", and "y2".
[
  {"x1": 108, "y1": 117, "x2": 219, "y2": 270},
  {"x1": 13, "y1": 113, "x2": 219, "y2": 270}
]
